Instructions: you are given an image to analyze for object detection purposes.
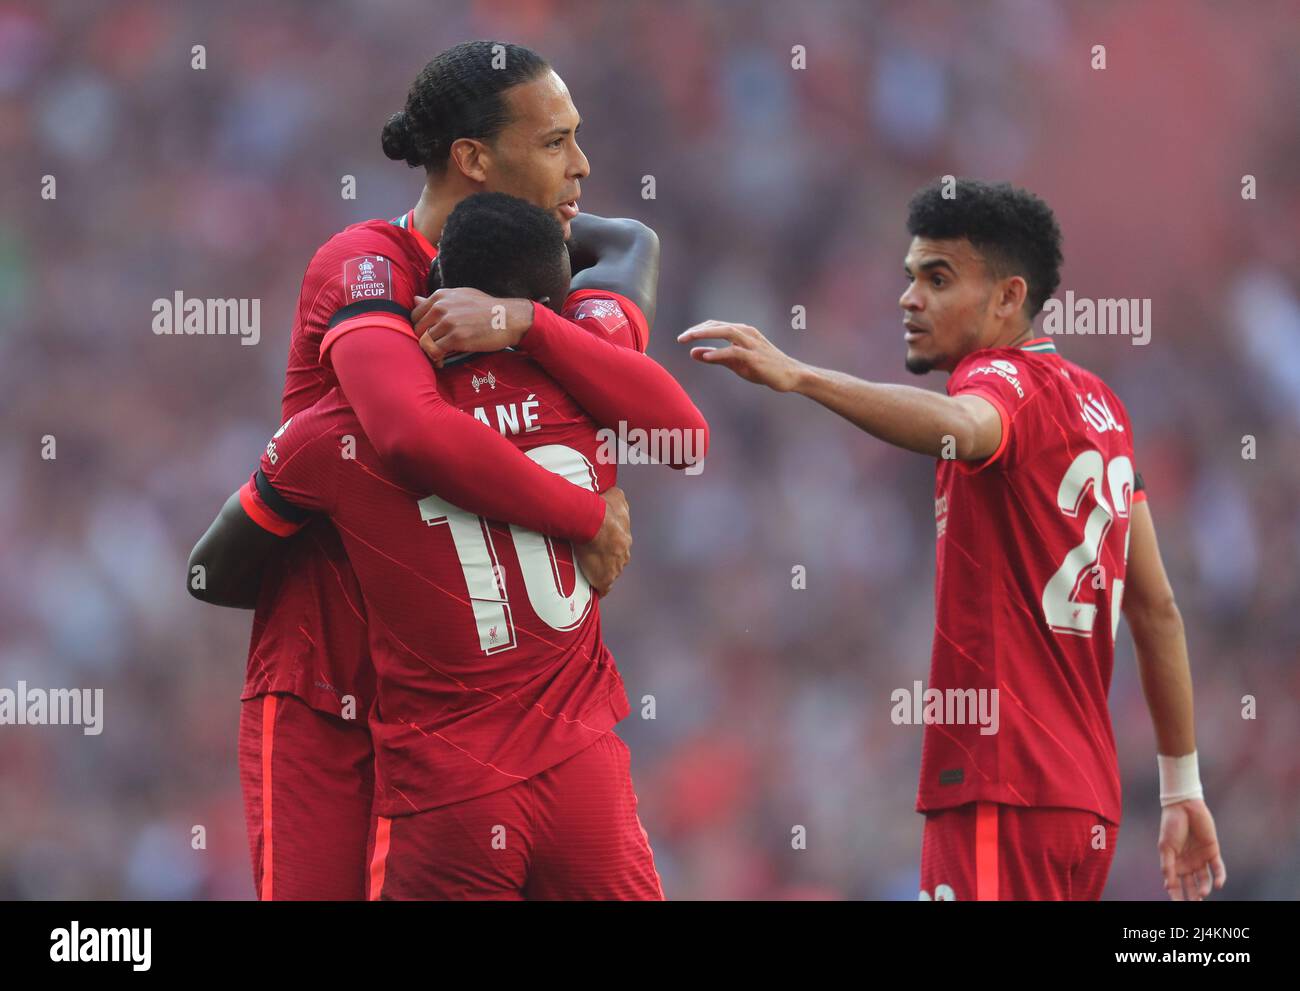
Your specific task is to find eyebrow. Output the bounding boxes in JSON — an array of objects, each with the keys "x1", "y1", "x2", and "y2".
[
  {"x1": 541, "y1": 119, "x2": 582, "y2": 140},
  {"x1": 904, "y1": 258, "x2": 957, "y2": 276}
]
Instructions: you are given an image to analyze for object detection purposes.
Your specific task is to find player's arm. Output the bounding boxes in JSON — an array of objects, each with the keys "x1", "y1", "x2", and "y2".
[
  {"x1": 564, "y1": 213, "x2": 661, "y2": 328},
  {"x1": 677, "y1": 321, "x2": 1000, "y2": 460},
  {"x1": 1123, "y1": 496, "x2": 1196, "y2": 756},
  {"x1": 187, "y1": 488, "x2": 289, "y2": 609},
  {"x1": 415, "y1": 291, "x2": 708, "y2": 468},
  {"x1": 1121, "y1": 495, "x2": 1227, "y2": 900}
]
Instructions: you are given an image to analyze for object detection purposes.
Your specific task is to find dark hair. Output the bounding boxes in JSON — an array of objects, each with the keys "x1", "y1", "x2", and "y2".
[
  {"x1": 906, "y1": 178, "x2": 1063, "y2": 318},
  {"x1": 437, "y1": 192, "x2": 568, "y2": 303},
  {"x1": 382, "y1": 41, "x2": 551, "y2": 172}
]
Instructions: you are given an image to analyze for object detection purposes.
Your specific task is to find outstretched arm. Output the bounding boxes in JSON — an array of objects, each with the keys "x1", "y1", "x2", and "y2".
[
  {"x1": 677, "y1": 320, "x2": 1001, "y2": 461},
  {"x1": 1121, "y1": 497, "x2": 1226, "y2": 901}
]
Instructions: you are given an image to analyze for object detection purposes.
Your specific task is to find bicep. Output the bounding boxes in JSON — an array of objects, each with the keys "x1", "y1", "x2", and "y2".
[{"x1": 952, "y1": 393, "x2": 1005, "y2": 462}]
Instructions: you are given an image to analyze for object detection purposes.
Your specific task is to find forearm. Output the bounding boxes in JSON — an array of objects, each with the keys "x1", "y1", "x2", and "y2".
[
  {"x1": 333, "y1": 330, "x2": 605, "y2": 542},
  {"x1": 521, "y1": 304, "x2": 708, "y2": 461},
  {"x1": 565, "y1": 215, "x2": 660, "y2": 327},
  {"x1": 188, "y1": 491, "x2": 282, "y2": 609},
  {"x1": 1128, "y1": 601, "x2": 1197, "y2": 756},
  {"x1": 792, "y1": 364, "x2": 976, "y2": 458},
  {"x1": 565, "y1": 213, "x2": 614, "y2": 273}
]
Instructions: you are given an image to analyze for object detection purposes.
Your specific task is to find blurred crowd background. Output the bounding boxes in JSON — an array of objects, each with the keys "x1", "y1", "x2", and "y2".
[{"x1": 2, "y1": 0, "x2": 1297, "y2": 899}]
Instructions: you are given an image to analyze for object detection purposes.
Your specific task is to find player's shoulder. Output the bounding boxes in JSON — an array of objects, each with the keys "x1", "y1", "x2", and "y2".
[
  {"x1": 561, "y1": 288, "x2": 649, "y2": 351},
  {"x1": 274, "y1": 387, "x2": 356, "y2": 443},
  {"x1": 949, "y1": 344, "x2": 1045, "y2": 399},
  {"x1": 311, "y1": 217, "x2": 410, "y2": 266}
]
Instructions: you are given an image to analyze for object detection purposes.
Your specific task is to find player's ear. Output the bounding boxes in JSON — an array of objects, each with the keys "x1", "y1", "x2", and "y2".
[
  {"x1": 448, "y1": 137, "x2": 490, "y2": 184},
  {"x1": 999, "y1": 275, "x2": 1029, "y2": 318}
]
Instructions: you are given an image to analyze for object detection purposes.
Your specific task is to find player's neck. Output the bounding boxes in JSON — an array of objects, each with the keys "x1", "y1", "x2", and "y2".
[
  {"x1": 411, "y1": 181, "x2": 471, "y2": 248},
  {"x1": 989, "y1": 323, "x2": 1035, "y2": 351}
]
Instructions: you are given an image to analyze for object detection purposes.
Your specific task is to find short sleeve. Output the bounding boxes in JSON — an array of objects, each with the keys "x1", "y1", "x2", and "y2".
[
  {"x1": 947, "y1": 353, "x2": 1040, "y2": 473},
  {"x1": 561, "y1": 288, "x2": 650, "y2": 353},
  {"x1": 239, "y1": 402, "x2": 343, "y2": 535},
  {"x1": 313, "y1": 229, "x2": 423, "y2": 368}
]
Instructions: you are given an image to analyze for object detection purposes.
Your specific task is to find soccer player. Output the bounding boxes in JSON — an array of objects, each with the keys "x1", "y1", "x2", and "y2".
[
  {"x1": 194, "y1": 192, "x2": 706, "y2": 898},
  {"x1": 189, "y1": 41, "x2": 654, "y2": 900},
  {"x1": 677, "y1": 179, "x2": 1226, "y2": 901}
]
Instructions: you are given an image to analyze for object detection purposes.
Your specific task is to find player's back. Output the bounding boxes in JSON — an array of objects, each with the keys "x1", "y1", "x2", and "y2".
[
  {"x1": 256, "y1": 348, "x2": 629, "y2": 816},
  {"x1": 920, "y1": 338, "x2": 1140, "y2": 825},
  {"x1": 243, "y1": 213, "x2": 436, "y2": 716}
]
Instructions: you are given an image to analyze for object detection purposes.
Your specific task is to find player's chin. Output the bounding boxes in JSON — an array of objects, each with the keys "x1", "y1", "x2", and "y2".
[{"x1": 904, "y1": 344, "x2": 936, "y2": 375}]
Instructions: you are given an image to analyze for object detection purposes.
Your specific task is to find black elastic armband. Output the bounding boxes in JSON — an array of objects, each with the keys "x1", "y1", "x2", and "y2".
[
  {"x1": 254, "y1": 468, "x2": 309, "y2": 524},
  {"x1": 327, "y1": 298, "x2": 411, "y2": 329}
]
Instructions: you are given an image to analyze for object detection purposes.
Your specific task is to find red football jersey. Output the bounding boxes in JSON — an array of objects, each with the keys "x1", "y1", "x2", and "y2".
[
  {"x1": 242, "y1": 211, "x2": 436, "y2": 716},
  {"x1": 918, "y1": 337, "x2": 1143, "y2": 826},
  {"x1": 242, "y1": 308, "x2": 649, "y2": 815}
]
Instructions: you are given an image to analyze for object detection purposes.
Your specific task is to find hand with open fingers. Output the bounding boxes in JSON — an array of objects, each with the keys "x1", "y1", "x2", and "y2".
[
  {"x1": 1157, "y1": 799, "x2": 1227, "y2": 901},
  {"x1": 677, "y1": 319, "x2": 804, "y2": 392},
  {"x1": 573, "y1": 487, "x2": 631, "y2": 599},
  {"x1": 410, "y1": 287, "x2": 534, "y2": 368}
]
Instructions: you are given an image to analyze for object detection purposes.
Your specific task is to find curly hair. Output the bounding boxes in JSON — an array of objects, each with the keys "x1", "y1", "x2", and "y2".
[
  {"x1": 906, "y1": 178, "x2": 1063, "y2": 318},
  {"x1": 436, "y1": 192, "x2": 568, "y2": 303},
  {"x1": 382, "y1": 41, "x2": 551, "y2": 172}
]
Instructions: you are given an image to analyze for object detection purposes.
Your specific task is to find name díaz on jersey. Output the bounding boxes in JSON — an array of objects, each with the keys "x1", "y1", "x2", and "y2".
[{"x1": 1076, "y1": 391, "x2": 1124, "y2": 434}]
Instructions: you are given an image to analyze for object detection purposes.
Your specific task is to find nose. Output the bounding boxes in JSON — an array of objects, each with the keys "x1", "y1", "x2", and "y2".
[
  {"x1": 899, "y1": 282, "x2": 922, "y2": 312},
  {"x1": 571, "y1": 139, "x2": 590, "y2": 181}
]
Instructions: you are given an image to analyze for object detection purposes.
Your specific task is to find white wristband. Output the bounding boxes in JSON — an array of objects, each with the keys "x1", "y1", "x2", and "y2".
[{"x1": 1158, "y1": 751, "x2": 1204, "y2": 807}]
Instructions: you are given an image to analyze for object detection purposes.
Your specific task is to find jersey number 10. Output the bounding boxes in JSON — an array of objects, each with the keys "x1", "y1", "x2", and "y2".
[{"x1": 416, "y1": 444, "x2": 597, "y2": 655}]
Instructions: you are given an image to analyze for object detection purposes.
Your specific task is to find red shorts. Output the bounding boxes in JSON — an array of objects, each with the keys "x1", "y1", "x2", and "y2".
[
  {"x1": 919, "y1": 801, "x2": 1118, "y2": 901},
  {"x1": 238, "y1": 692, "x2": 374, "y2": 900},
  {"x1": 366, "y1": 730, "x2": 663, "y2": 900}
]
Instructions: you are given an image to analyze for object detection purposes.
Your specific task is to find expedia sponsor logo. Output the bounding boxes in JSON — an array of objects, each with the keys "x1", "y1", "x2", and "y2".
[{"x1": 965, "y1": 359, "x2": 1024, "y2": 397}]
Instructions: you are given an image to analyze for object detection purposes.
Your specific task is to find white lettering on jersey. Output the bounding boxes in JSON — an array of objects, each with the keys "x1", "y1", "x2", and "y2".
[
  {"x1": 1075, "y1": 391, "x2": 1124, "y2": 434},
  {"x1": 470, "y1": 394, "x2": 543, "y2": 437},
  {"x1": 965, "y1": 361, "x2": 1025, "y2": 398}
]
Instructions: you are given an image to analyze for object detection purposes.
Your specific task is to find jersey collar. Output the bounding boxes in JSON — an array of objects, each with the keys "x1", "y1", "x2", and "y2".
[
  {"x1": 1018, "y1": 336, "x2": 1057, "y2": 354},
  {"x1": 393, "y1": 209, "x2": 438, "y2": 261}
]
